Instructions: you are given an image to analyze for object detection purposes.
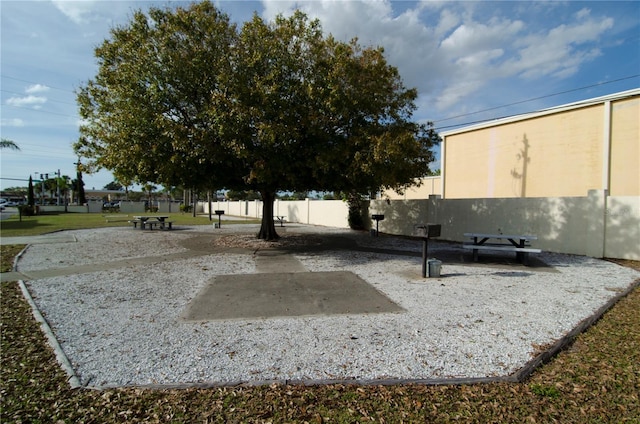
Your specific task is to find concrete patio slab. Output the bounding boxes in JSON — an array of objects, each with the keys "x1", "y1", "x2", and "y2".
[{"x1": 180, "y1": 270, "x2": 406, "y2": 321}]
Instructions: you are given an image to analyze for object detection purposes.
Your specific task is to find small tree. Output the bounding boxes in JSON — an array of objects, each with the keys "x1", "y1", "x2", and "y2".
[
  {"x1": 58, "y1": 176, "x2": 71, "y2": 210},
  {"x1": 45, "y1": 178, "x2": 57, "y2": 203},
  {"x1": 27, "y1": 175, "x2": 35, "y2": 207},
  {"x1": 74, "y1": 171, "x2": 86, "y2": 205}
]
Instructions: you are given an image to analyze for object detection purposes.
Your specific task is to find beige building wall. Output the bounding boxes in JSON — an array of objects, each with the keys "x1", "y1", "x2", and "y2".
[
  {"x1": 443, "y1": 105, "x2": 605, "y2": 198},
  {"x1": 382, "y1": 176, "x2": 441, "y2": 200},
  {"x1": 610, "y1": 97, "x2": 640, "y2": 196},
  {"x1": 441, "y1": 89, "x2": 639, "y2": 199}
]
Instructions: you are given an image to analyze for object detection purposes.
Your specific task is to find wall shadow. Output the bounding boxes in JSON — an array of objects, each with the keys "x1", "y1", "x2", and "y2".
[
  {"x1": 510, "y1": 134, "x2": 531, "y2": 198},
  {"x1": 370, "y1": 191, "x2": 640, "y2": 259}
]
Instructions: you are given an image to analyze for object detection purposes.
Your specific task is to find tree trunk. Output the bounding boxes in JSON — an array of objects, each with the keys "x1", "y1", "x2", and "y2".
[{"x1": 257, "y1": 190, "x2": 279, "y2": 240}]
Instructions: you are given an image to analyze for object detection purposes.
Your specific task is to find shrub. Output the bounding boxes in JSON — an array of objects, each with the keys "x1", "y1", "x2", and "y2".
[
  {"x1": 17, "y1": 205, "x2": 35, "y2": 217},
  {"x1": 346, "y1": 194, "x2": 366, "y2": 230}
]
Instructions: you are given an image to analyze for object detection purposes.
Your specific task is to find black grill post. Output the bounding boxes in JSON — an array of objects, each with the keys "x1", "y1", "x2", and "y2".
[
  {"x1": 415, "y1": 224, "x2": 441, "y2": 278},
  {"x1": 214, "y1": 210, "x2": 225, "y2": 228},
  {"x1": 371, "y1": 214, "x2": 385, "y2": 237}
]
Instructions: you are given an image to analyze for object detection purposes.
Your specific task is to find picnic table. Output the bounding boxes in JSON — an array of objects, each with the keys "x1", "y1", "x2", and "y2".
[
  {"x1": 130, "y1": 216, "x2": 172, "y2": 230},
  {"x1": 275, "y1": 216, "x2": 286, "y2": 227},
  {"x1": 463, "y1": 232, "x2": 540, "y2": 265}
]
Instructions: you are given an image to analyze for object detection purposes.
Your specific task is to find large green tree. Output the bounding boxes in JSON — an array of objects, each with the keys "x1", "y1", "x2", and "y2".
[
  {"x1": 75, "y1": 2, "x2": 437, "y2": 240},
  {"x1": 75, "y1": 2, "x2": 238, "y2": 192}
]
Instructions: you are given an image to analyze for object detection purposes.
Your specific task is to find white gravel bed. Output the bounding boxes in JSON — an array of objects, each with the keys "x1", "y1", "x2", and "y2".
[
  {"x1": 17, "y1": 227, "x2": 192, "y2": 271},
  {"x1": 22, "y1": 225, "x2": 639, "y2": 388}
]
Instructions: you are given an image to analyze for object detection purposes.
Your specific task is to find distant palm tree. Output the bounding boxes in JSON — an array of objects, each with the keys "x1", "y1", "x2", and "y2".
[{"x1": 0, "y1": 138, "x2": 20, "y2": 150}]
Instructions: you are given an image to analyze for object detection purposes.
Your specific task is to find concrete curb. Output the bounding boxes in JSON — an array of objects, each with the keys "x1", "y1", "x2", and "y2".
[
  {"x1": 511, "y1": 277, "x2": 640, "y2": 382},
  {"x1": 18, "y1": 280, "x2": 82, "y2": 389},
  {"x1": 12, "y1": 244, "x2": 29, "y2": 271}
]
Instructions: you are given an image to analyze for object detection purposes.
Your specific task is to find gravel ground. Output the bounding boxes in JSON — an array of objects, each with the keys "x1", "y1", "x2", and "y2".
[{"x1": 19, "y1": 224, "x2": 639, "y2": 388}]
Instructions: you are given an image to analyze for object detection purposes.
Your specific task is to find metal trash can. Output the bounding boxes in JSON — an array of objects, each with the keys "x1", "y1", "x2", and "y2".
[{"x1": 427, "y1": 259, "x2": 442, "y2": 278}]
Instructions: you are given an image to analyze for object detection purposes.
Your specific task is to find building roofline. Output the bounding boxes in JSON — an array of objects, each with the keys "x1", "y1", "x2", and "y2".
[{"x1": 440, "y1": 87, "x2": 640, "y2": 137}]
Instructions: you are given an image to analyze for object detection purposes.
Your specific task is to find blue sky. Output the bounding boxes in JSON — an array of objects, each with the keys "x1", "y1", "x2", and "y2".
[{"x1": 1, "y1": 0, "x2": 639, "y2": 191}]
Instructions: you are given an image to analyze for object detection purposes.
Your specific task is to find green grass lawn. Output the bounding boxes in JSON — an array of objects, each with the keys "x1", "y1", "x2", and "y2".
[
  {"x1": 1, "y1": 212, "x2": 639, "y2": 422},
  {"x1": 0, "y1": 211, "x2": 260, "y2": 237}
]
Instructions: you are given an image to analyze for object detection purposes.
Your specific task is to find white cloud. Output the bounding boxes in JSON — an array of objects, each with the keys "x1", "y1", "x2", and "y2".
[
  {"x1": 259, "y1": 1, "x2": 618, "y2": 119},
  {"x1": 434, "y1": 8, "x2": 460, "y2": 38},
  {"x1": 25, "y1": 84, "x2": 50, "y2": 94},
  {"x1": 440, "y1": 19, "x2": 524, "y2": 56},
  {"x1": 6, "y1": 95, "x2": 47, "y2": 108},
  {"x1": 1, "y1": 118, "x2": 26, "y2": 127},
  {"x1": 51, "y1": 0, "x2": 125, "y2": 26},
  {"x1": 51, "y1": 0, "x2": 96, "y2": 25},
  {"x1": 503, "y1": 16, "x2": 613, "y2": 80},
  {"x1": 576, "y1": 8, "x2": 591, "y2": 20}
]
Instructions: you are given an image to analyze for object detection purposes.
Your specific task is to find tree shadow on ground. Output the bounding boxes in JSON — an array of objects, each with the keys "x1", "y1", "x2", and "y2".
[{"x1": 186, "y1": 230, "x2": 554, "y2": 272}]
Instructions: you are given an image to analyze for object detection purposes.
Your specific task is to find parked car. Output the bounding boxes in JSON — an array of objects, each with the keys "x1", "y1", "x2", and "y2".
[{"x1": 103, "y1": 201, "x2": 121, "y2": 209}]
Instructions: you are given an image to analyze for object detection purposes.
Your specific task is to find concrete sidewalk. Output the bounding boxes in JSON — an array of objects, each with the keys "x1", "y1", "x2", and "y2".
[
  {"x1": 1, "y1": 233, "x2": 76, "y2": 281},
  {"x1": 0, "y1": 233, "x2": 77, "y2": 246}
]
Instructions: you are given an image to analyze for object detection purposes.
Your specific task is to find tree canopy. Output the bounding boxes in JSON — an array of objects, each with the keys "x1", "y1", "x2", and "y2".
[
  {"x1": 103, "y1": 181, "x2": 124, "y2": 191},
  {"x1": 75, "y1": 1, "x2": 438, "y2": 239}
]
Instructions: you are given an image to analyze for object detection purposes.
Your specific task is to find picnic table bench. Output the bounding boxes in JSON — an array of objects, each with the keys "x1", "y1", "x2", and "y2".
[
  {"x1": 463, "y1": 232, "x2": 541, "y2": 265},
  {"x1": 130, "y1": 216, "x2": 173, "y2": 230},
  {"x1": 103, "y1": 214, "x2": 129, "y2": 223}
]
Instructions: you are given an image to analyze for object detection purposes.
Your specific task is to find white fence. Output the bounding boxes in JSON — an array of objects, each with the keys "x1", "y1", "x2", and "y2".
[
  {"x1": 39, "y1": 200, "x2": 178, "y2": 214},
  {"x1": 203, "y1": 191, "x2": 639, "y2": 260},
  {"x1": 203, "y1": 199, "x2": 351, "y2": 229},
  {"x1": 39, "y1": 191, "x2": 639, "y2": 260}
]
